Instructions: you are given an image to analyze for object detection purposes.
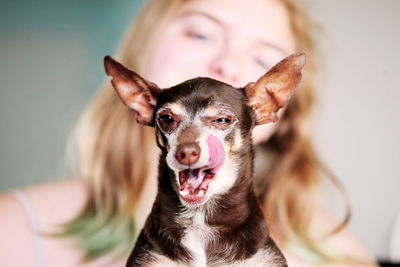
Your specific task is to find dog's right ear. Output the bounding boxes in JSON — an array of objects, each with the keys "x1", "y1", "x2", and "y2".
[{"x1": 104, "y1": 55, "x2": 161, "y2": 126}]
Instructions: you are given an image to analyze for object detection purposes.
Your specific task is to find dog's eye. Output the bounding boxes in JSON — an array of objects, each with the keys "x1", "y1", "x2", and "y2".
[
  {"x1": 203, "y1": 114, "x2": 234, "y2": 130},
  {"x1": 159, "y1": 114, "x2": 174, "y2": 125},
  {"x1": 216, "y1": 117, "x2": 231, "y2": 124}
]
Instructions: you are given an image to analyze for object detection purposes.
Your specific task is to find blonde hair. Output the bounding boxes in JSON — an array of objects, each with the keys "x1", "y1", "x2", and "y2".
[{"x1": 63, "y1": 0, "x2": 350, "y2": 263}]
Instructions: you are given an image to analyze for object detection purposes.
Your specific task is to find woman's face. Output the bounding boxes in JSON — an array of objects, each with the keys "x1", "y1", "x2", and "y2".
[{"x1": 146, "y1": 0, "x2": 296, "y2": 144}]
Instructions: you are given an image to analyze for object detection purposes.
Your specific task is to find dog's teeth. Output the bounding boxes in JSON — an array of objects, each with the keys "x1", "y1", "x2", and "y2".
[
  {"x1": 180, "y1": 190, "x2": 189, "y2": 196},
  {"x1": 198, "y1": 190, "x2": 204, "y2": 196}
]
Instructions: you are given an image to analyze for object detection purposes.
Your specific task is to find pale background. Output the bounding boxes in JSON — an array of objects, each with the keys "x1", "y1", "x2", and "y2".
[{"x1": 0, "y1": 0, "x2": 399, "y2": 262}]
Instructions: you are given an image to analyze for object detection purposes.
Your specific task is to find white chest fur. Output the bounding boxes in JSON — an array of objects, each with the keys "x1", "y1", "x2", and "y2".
[
  {"x1": 150, "y1": 210, "x2": 281, "y2": 267},
  {"x1": 181, "y1": 210, "x2": 215, "y2": 267}
]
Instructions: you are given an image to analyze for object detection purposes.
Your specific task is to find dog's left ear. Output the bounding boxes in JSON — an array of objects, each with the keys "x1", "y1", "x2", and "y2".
[
  {"x1": 244, "y1": 53, "x2": 306, "y2": 125},
  {"x1": 104, "y1": 55, "x2": 161, "y2": 126}
]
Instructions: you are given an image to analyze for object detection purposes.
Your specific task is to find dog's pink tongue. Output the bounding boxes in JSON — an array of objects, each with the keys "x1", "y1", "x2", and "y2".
[
  {"x1": 187, "y1": 169, "x2": 205, "y2": 189},
  {"x1": 207, "y1": 135, "x2": 225, "y2": 172}
]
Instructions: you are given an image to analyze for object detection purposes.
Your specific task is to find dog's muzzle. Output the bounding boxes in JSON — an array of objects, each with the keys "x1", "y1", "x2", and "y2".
[{"x1": 178, "y1": 135, "x2": 225, "y2": 204}]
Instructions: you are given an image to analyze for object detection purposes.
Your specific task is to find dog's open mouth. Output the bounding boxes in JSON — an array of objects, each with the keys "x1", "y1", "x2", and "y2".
[
  {"x1": 179, "y1": 167, "x2": 216, "y2": 203},
  {"x1": 178, "y1": 135, "x2": 225, "y2": 204}
]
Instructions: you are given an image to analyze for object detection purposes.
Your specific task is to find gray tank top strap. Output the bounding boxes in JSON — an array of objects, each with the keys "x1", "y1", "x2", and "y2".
[{"x1": 10, "y1": 190, "x2": 47, "y2": 267}]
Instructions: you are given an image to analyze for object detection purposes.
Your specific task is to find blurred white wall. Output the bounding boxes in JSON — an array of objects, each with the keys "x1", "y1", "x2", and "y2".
[
  {"x1": 308, "y1": 0, "x2": 400, "y2": 260},
  {"x1": 0, "y1": 0, "x2": 399, "y2": 261}
]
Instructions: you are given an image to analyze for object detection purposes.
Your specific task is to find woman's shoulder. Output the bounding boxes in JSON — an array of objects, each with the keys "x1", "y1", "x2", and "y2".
[
  {"x1": 310, "y1": 211, "x2": 378, "y2": 266},
  {"x1": 0, "y1": 178, "x2": 127, "y2": 266},
  {"x1": 0, "y1": 178, "x2": 88, "y2": 229},
  {"x1": 0, "y1": 178, "x2": 89, "y2": 266},
  {"x1": 282, "y1": 211, "x2": 378, "y2": 267},
  {"x1": 0, "y1": 187, "x2": 38, "y2": 265}
]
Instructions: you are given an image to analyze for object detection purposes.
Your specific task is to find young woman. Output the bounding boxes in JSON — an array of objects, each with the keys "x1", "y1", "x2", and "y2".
[{"x1": 0, "y1": 0, "x2": 377, "y2": 266}]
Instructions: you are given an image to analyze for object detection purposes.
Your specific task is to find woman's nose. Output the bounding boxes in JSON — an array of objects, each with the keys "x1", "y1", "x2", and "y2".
[{"x1": 208, "y1": 50, "x2": 241, "y2": 86}]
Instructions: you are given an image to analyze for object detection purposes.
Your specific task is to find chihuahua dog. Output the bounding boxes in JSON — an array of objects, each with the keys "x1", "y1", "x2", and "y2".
[{"x1": 104, "y1": 53, "x2": 305, "y2": 267}]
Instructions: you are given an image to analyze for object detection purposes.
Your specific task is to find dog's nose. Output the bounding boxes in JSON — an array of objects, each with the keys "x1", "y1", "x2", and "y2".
[{"x1": 175, "y1": 143, "x2": 201, "y2": 166}]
